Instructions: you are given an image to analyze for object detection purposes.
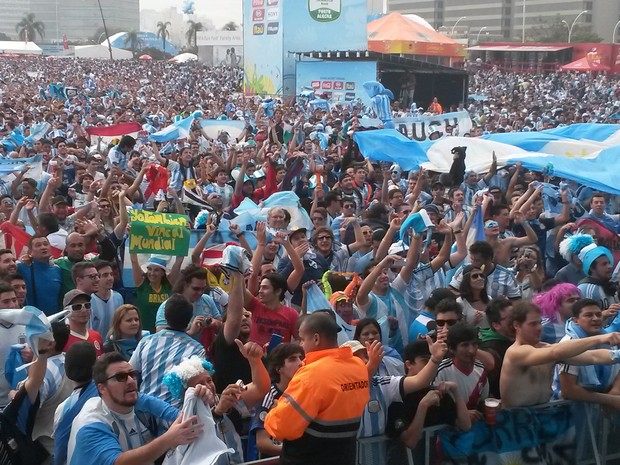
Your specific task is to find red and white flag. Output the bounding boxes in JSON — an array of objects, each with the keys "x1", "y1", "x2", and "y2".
[{"x1": 85, "y1": 122, "x2": 142, "y2": 145}]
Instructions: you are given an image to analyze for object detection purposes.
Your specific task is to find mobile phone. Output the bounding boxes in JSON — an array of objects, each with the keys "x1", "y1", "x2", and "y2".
[
  {"x1": 392, "y1": 259, "x2": 406, "y2": 267},
  {"x1": 267, "y1": 333, "x2": 283, "y2": 352}
]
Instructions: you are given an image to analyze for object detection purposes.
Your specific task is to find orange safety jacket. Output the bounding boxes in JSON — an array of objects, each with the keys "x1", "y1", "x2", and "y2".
[{"x1": 265, "y1": 347, "x2": 370, "y2": 465}]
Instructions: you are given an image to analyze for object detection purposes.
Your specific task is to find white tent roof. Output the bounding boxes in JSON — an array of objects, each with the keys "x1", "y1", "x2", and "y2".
[
  {"x1": 169, "y1": 52, "x2": 197, "y2": 63},
  {"x1": 74, "y1": 44, "x2": 133, "y2": 60},
  {"x1": 0, "y1": 41, "x2": 42, "y2": 55}
]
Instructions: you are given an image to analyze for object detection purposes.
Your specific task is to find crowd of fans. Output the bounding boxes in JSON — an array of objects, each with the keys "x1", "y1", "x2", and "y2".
[{"x1": 0, "y1": 56, "x2": 617, "y2": 465}]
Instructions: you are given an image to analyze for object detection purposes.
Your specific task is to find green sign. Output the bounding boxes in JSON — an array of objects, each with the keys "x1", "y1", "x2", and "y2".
[
  {"x1": 308, "y1": 0, "x2": 341, "y2": 22},
  {"x1": 129, "y1": 210, "x2": 190, "y2": 256}
]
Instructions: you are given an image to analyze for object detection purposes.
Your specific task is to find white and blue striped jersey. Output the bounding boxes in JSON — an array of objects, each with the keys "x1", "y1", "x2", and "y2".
[
  {"x1": 578, "y1": 282, "x2": 619, "y2": 311},
  {"x1": 450, "y1": 264, "x2": 521, "y2": 300},
  {"x1": 358, "y1": 376, "x2": 403, "y2": 438},
  {"x1": 67, "y1": 395, "x2": 178, "y2": 465},
  {"x1": 90, "y1": 291, "x2": 124, "y2": 340},
  {"x1": 129, "y1": 330, "x2": 205, "y2": 408},
  {"x1": 460, "y1": 179, "x2": 488, "y2": 207},
  {"x1": 155, "y1": 294, "x2": 222, "y2": 329},
  {"x1": 40, "y1": 354, "x2": 66, "y2": 404}
]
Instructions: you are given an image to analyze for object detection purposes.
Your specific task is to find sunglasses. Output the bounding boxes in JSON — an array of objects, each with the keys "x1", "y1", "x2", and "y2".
[
  {"x1": 436, "y1": 319, "x2": 459, "y2": 327},
  {"x1": 470, "y1": 273, "x2": 484, "y2": 280},
  {"x1": 105, "y1": 370, "x2": 139, "y2": 383},
  {"x1": 66, "y1": 302, "x2": 92, "y2": 312},
  {"x1": 83, "y1": 273, "x2": 100, "y2": 281}
]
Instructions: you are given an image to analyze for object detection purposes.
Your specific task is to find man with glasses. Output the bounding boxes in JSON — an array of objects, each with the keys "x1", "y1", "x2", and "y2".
[
  {"x1": 331, "y1": 196, "x2": 357, "y2": 242},
  {"x1": 68, "y1": 352, "x2": 209, "y2": 465},
  {"x1": 72, "y1": 261, "x2": 100, "y2": 295},
  {"x1": 63, "y1": 289, "x2": 103, "y2": 356},
  {"x1": 408, "y1": 288, "x2": 456, "y2": 342},
  {"x1": 0, "y1": 194, "x2": 14, "y2": 222}
]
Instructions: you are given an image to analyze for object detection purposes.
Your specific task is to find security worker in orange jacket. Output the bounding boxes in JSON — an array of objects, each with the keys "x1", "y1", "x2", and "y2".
[{"x1": 264, "y1": 313, "x2": 369, "y2": 465}]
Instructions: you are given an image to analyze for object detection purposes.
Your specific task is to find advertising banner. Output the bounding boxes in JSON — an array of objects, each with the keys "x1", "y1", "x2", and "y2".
[
  {"x1": 296, "y1": 60, "x2": 377, "y2": 106},
  {"x1": 243, "y1": 0, "x2": 283, "y2": 95},
  {"x1": 129, "y1": 210, "x2": 190, "y2": 256}
]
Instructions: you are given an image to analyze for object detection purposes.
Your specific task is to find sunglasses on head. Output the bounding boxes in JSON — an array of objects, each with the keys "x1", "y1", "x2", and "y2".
[
  {"x1": 105, "y1": 370, "x2": 139, "y2": 383},
  {"x1": 436, "y1": 319, "x2": 458, "y2": 327}
]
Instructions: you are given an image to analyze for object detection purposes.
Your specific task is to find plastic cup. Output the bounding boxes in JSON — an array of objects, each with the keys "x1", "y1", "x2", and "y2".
[{"x1": 484, "y1": 398, "x2": 500, "y2": 425}]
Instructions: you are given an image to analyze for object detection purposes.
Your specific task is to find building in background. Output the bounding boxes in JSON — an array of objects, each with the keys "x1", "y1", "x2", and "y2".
[
  {"x1": 0, "y1": 0, "x2": 139, "y2": 43},
  {"x1": 196, "y1": 30, "x2": 243, "y2": 67},
  {"x1": 387, "y1": 0, "x2": 620, "y2": 43}
]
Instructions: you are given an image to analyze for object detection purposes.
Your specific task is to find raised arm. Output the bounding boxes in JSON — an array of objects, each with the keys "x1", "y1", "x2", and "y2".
[
  {"x1": 38, "y1": 175, "x2": 58, "y2": 214},
  {"x1": 129, "y1": 253, "x2": 146, "y2": 288},
  {"x1": 234, "y1": 339, "x2": 270, "y2": 406},
  {"x1": 357, "y1": 255, "x2": 399, "y2": 308},
  {"x1": 482, "y1": 151, "x2": 497, "y2": 185},
  {"x1": 375, "y1": 217, "x2": 402, "y2": 263},
  {"x1": 222, "y1": 270, "x2": 243, "y2": 344},
  {"x1": 399, "y1": 234, "x2": 422, "y2": 285},
  {"x1": 430, "y1": 223, "x2": 453, "y2": 273},
  {"x1": 191, "y1": 224, "x2": 216, "y2": 265},
  {"x1": 113, "y1": 191, "x2": 129, "y2": 240}
]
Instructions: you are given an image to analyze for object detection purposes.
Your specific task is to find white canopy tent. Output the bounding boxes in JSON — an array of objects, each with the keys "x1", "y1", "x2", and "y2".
[
  {"x1": 74, "y1": 44, "x2": 132, "y2": 60},
  {"x1": 169, "y1": 52, "x2": 198, "y2": 63},
  {"x1": 0, "y1": 41, "x2": 42, "y2": 55}
]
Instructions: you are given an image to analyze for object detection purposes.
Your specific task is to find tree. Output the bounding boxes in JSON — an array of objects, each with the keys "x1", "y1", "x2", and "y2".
[
  {"x1": 222, "y1": 21, "x2": 239, "y2": 31},
  {"x1": 186, "y1": 20, "x2": 204, "y2": 51},
  {"x1": 157, "y1": 21, "x2": 171, "y2": 55},
  {"x1": 0, "y1": 33, "x2": 11, "y2": 41},
  {"x1": 123, "y1": 30, "x2": 144, "y2": 58},
  {"x1": 15, "y1": 13, "x2": 45, "y2": 41},
  {"x1": 528, "y1": 14, "x2": 602, "y2": 43}
]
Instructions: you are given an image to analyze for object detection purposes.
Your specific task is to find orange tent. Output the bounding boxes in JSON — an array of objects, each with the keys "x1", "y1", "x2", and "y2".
[
  {"x1": 368, "y1": 12, "x2": 466, "y2": 58},
  {"x1": 560, "y1": 56, "x2": 610, "y2": 72}
]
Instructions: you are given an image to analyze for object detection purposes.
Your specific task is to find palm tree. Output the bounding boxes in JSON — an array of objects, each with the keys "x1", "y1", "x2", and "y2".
[
  {"x1": 15, "y1": 13, "x2": 45, "y2": 41},
  {"x1": 123, "y1": 30, "x2": 143, "y2": 58},
  {"x1": 222, "y1": 21, "x2": 239, "y2": 31},
  {"x1": 186, "y1": 20, "x2": 203, "y2": 51},
  {"x1": 156, "y1": 21, "x2": 171, "y2": 55}
]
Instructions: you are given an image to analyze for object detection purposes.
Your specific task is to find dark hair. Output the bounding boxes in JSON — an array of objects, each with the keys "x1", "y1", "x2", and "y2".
[
  {"x1": 592, "y1": 192, "x2": 605, "y2": 199},
  {"x1": 511, "y1": 302, "x2": 540, "y2": 326},
  {"x1": 459, "y1": 266, "x2": 490, "y2": 304},
  {"x1": 311, "y1": 226, "x2": 333, "y2": 244},
  {"x1": 0, "y1": 249, "x2": 13, "y2": 259},
  {"x1": 92, "y1": 259, "x2": 113, "y2": 272},
  {"x1": 541, "y1": 278, "x2": 561, "y2": 292},
  {"x1": 27, "y1": 235, "x2": 48, "y2": 250},
  {"x1": 388, "y1": 189, "x2": 403, "y2": 200},
  {"x1": 72, "y1": 261, "x2": 97, "y2": 282},
  {"x1": 324, "y1": 191, "x2": 342, "y2": 206},
  {"x1": 93, "y1": 352, "x2": 127, "y2": 386},
  {"x1": 38, "y1": 213, "x2": 59, "y2": 234},
  {"x1": 571, "y1": 298, "x2": 601, "y2": 318},
  {"x1": 52, "y1": 321, "x2": 70, "y2": 353},
  {"x1": 446, "y1": 322, "x2": 478, "y2": 350},
  {"x1": 469, "y1": 241, "x2": 494, "y2": 260},
  {"x1": 447, "y1": 187, "x2": 463, "y2": 199},
  {"x1": 486, "y1": 299, "x2": 512, "y2": 326},
  {"x1": 301, "y1": 313, "x2": 340, "y2": 345},
  {"x1": 119, "y1": 135, "x2": 136, "y2": 150},
  {"x1": 164, "y1": 294, "x2": 194, "y2": 330},
  {"x1": 425, "y1": 288, "x2": 456, "y2": 312},
  {"x1": 435, "y1": 298, "x2": 463, "y2": 319},
  {"x1": 490, "y1": 204, "x2": 509, "y2": 217},
  {"x1": 403, "y1": 339, "x2": 431, "y2": 363},
  {"x1": 261, "y1": 272, "x2": 288, "y2": 301},
  {"x1": 354, "y1": 317, "x2": 381, "y2": 342},
  {"x1": 0, "y1": 281, "x2": 14, "y2": 294},
  {"x1": 267, "y1": 343, "x2": 304, "y2": 383},
  {"x1": 173, "y1": 264, "x2": 208, "y2": 294}
]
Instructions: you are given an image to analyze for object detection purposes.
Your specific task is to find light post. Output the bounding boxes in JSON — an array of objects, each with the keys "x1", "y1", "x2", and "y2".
[
  {"x1": 96, "y1": 0, "x2": 113, "y2": 60},
  {"x1": 522, "y1": 0, "x2": 526, "y2": 42},
  {"x1": 451, "y1": 16, "x2": 467, "y2": 36},
  {"x1": 561, "y1": 20, "x2": 569, "y2": 41},
  {"x1": 476, "y1": 26, "x2": 488, "y2": 43},
  {"x1": 613, "y1": 20, "x2": 620, "y2": 43},
  {"x1": 568, "y1": 10, "x2": 588, "y2": 43}
]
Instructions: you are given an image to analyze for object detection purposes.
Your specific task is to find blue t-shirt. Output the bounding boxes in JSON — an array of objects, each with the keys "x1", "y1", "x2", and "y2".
[{"x1": 18, "y1": 260, "x2": 62, "y2": 315}]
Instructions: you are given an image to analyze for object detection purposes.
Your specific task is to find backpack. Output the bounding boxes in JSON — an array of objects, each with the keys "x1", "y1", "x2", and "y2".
[{"x1": 0, "y1": 387, "x2": 49, "y2": 465}]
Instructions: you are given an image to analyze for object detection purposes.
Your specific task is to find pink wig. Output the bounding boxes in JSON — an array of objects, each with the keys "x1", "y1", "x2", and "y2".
[{"x1": 531, "y1": 283, "x2": 581, "y2": 321}]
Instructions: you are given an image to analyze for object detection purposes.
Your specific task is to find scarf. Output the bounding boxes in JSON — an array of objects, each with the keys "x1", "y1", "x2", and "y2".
[
  {"x1": 54, "y1": 381, "x2": 98, "y2": 465},
  {"x1": 564, "y1": 319, "x2": 613, "y2": 391}
]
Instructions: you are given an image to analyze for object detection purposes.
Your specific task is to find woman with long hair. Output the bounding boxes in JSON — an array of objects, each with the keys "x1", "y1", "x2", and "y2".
[
  {"x1": 533, "y1": 282, "x2": 581, "y2": 343},
  {"x1": 514, "y1": 245, "x2": 545, "y2": 300},
  {"x1": 458, "y1": 265, "x2": 490, "y2": 328},
  {"x1": 354, "y1": 317, "x2": 403, "y2": 376},
  {"x1": 103, "y1": 304, "x2": 143, "y2": 360}
]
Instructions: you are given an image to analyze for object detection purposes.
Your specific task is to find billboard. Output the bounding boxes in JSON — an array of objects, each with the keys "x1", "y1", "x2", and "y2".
[
  {"x1": 296, "y1": 60, "x2": 377, "y2": 106},
  {"x1": 243, "y1": 0, "x2": 283, "y2": 95},
  {"x1": 197, "y1": 30, "x2": 243, "y2": 67}
]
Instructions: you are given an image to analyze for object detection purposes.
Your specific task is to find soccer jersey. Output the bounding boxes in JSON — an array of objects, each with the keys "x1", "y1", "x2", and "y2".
[
  {"x1": 434, "y1": 359, "x2": 488, "y2": 410},
  {"x1": 67, "y1": 395, "x2": 178, "y2": 465},
  {"x1": 358, "y1": 376, "x2": 403, "y2": 438},
  {"x1": 64, "y1": 330, "x2": 104, "y2": 356},
  {"x1": 578, "y1": 282, "x2": 619, "y2": 311},
  {"x1": 450, "y1": 264, "x2": 521, "y2": 300},
  {"x1": 0, "y1": 323, "x2": 26, "y2": 407},
  {"x1": 90, "y1": 291, "x2": 124, "y2": 340},
  {"x1": 247, "y1": 383, "x2": 283, "y2": 461},
  {"x1": 129, "y1": 330, "x2": 205, "y2": 408}
]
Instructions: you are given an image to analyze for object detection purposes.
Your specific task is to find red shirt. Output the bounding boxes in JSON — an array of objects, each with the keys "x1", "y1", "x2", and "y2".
[
  {"x1": 64, "y1": 329, "x2": 104, "y2": 356},
  {"x1": 247, "y1": 296, "x2": 299, "y2": 347}
]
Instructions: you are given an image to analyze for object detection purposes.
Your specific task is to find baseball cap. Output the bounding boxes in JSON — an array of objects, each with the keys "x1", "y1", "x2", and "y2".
[
  {"x1": 288, "y1": 227, "x2": 307, "y2": 240},
  {"x1": 340, "y1": 340, "x2": 366, "y2": 354},
  {"x1": 63, "y1": 289, "x2": 90, "y2": 307},
  {"x1": 51, "y1": 195, "x2": 68, "y2": 206}
]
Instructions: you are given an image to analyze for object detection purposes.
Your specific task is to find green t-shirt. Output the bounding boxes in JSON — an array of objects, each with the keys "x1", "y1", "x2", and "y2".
[{"x1": 135, "y1": 279, "x2": 172, "y2": 333}]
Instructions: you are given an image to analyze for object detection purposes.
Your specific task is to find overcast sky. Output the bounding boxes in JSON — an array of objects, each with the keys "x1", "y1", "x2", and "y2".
[{"x1": 140, "y1": 0, "x2": 243, "y2": 28}]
